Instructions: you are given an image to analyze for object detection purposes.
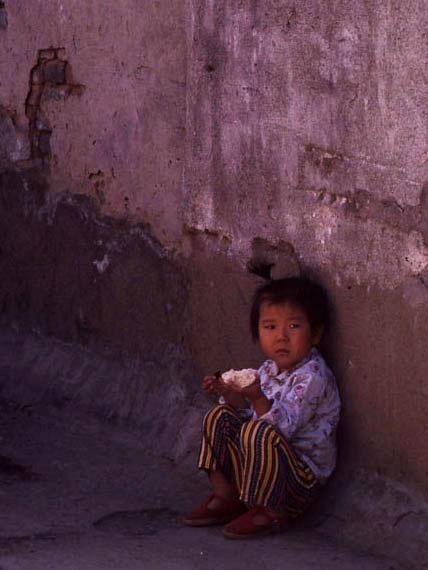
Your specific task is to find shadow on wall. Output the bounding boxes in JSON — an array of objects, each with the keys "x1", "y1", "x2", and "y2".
[
  {"x1": 0, "y1": 169, "x2": 186, "y2": 355},
  {"x1": 0, "y1": 167, "x2": 202, "y2": 462},
  {"x1": 1, "y1": 167, "x2": 428, "y2": 568}
]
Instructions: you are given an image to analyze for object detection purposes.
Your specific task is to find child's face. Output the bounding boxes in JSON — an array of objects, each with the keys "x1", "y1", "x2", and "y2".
[{"x1": 258, "y1": 301, "x2": 322, "y2": 371}]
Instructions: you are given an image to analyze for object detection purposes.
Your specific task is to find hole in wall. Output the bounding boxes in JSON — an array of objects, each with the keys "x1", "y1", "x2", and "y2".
[
  {"x1": 247, "y1": 261, "x2": 273, "y2": 280},
  {"x1": 24, "y1": 47, "x2": 85, "y2": 169},
  {"x1": 247, "y1": 237, "x2": 300, "y2": 281}
]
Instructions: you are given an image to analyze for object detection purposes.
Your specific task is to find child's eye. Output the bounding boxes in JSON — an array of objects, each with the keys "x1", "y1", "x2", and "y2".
[
  {"x1": 289, "y1": 323, "x2": 300, "y2": 329},
  {"x1": 263, "y1": 325, "x2": 276, "y2": 330}
]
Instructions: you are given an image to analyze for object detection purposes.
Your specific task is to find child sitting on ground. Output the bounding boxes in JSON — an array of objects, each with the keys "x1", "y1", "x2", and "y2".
[{"x1": 183, "y1": 276, "x2": 341, "y2": 539}]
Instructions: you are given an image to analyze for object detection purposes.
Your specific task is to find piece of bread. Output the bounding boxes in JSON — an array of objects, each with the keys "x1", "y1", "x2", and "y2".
[{"x1": 221, "y1": 368, "x2": 257, "y2": 388}]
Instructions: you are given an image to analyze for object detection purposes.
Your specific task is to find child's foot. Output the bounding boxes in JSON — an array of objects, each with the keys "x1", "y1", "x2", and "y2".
[
  {"x1": 182, "y1": 494, "x2": 247, "y2": 527},
  {"x1": 222, "y1": 505, "x2": 289, "y2": 539}
]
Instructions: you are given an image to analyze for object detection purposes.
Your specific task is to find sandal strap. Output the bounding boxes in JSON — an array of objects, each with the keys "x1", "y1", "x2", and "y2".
[
  {"x1": 183, "y1": 494, "x2": 246, "y2": 526},
  {"x1": 254, "y1": 506, "x2": 289, "y2": 529},
  {"x1": 253, "y1": 505, "x2": 283, "y2": 521},
  {"x1": 193, "y1": 494, "x2": 244, "y2": 516},
  {"x1": 222, "y1": 505, "x2": 289, "y2": 538}
]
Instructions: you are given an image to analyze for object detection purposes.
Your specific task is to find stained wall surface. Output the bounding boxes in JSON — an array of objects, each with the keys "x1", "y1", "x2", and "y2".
[
  {"x1": 183, "y1": 0, "x2": 428, "y2": 497},
  {"x1": 1, "y1": 0, "x2": 428, "y2": 503},
  {"x1": 0, "y1": 0, "x2": 187, "y2": 242}
]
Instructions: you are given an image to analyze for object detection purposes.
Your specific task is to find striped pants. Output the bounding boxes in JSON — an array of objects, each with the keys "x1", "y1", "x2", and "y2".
[{"x1": 198, "y1": 404, "x2": 320, "y2": 517}]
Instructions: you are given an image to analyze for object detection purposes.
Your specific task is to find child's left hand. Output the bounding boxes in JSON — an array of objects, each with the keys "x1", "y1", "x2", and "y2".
[
  {"x1": 229, "y1": 375, "x2": 264, "y2": 403},
  {"x1": 228, "y1": 375, "x2": 272, "y2": 416}
]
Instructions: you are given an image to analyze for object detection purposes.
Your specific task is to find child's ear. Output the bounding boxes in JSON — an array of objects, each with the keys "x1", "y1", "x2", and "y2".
[{"x1": 312, "y1": 325, "x2": 324, "y2": 345}]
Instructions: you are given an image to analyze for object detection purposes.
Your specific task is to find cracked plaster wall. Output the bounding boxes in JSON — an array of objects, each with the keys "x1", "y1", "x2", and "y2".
[
  {"x1": 0, "y1": 1, "x2": 186, "y2": 242},
  {"x1": 183, "y1": 0, "x2": 428, "y2": 500},
  {"x1": 1, "y1": 0, "x2": 428, "y2": 509}
]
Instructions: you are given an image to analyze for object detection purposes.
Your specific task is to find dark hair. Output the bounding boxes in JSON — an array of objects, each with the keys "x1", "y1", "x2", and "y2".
[{"x1": 250, "y1": 276, "x2": 330, "y2": 341}]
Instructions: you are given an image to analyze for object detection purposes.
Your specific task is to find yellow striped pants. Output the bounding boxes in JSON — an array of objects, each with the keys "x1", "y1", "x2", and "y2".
[{"x1": 198, "y1": 404, "x2": 320, "y2": 517}]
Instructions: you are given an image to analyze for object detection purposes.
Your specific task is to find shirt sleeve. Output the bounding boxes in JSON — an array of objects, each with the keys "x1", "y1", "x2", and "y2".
[{"x1": 258, "y1": 372, "x2": 325, "y2": 440}]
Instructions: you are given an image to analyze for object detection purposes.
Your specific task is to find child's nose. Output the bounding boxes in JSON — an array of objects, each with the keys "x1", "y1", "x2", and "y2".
[{"x1": 278, "y1": 326, "x2": 289, "y2": 340}]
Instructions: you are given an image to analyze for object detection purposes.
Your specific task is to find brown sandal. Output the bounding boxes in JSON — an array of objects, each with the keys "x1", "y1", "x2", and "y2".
[
  {"x1": 182, "y1": 494, "x2": 247, "y2": 527},
  {"x1": 222, "y1": 505, "x2": 289, "y2": 539}
]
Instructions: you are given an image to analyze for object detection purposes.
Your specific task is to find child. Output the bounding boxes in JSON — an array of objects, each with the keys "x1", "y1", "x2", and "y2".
[{"x1": 183, "y1": 276, "x2": 341, "y2": 539}]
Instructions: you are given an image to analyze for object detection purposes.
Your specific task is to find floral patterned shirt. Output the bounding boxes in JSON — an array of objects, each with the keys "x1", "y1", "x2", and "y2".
[{"x1": 255, "y1": 348, "x2": 341, "y2": 481}]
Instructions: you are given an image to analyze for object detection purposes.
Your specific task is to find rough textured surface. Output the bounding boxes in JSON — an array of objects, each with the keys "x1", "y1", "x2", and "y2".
[
  {"x1": 0, "y1": 327, "x2": 202, "y2": 465},
  {"x1": 1, "y1": 0, "x2": 428, "y2": 563},
  {"x1": 0, "y1": 169, "x2": 200, "y2": 460},
  {"x1": 0, "y1": 399, "x2": 410, "y2": 570},
  {"x1": 185, "y1": 1, "x2": 428, "y2": 285},
  {"x1": 184, "y1": 0, "x2": 428, "y2": 496},
  {"x1": 0, "y1": 169, "x2": 189, "y2": 357},
  {"x1": 314, "y1": 468, "x2": 428, "y2": 568},
  {"x1": 0, "y1": 2, "x2": 7, "y2": 30},
  {"x1": 25, "y1": 48, "x2": 84, "y2": 169},
  {"x1": 0, "y1": 1, "x2": 186, "y2": 242}
]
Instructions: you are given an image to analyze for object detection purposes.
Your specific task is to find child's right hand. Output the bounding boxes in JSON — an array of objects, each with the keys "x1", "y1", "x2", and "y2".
[
  {"x1": 202, "y1": 373, "x2": 250, "y2": 410},
  {"x1": 202, "y1": 374, "x2": 226, "y2": 397}
]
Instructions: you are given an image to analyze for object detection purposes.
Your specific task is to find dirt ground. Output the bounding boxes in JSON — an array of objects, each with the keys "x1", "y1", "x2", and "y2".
[{"x1": 0, "y1": 399, "x2": 404, "y2": 570}]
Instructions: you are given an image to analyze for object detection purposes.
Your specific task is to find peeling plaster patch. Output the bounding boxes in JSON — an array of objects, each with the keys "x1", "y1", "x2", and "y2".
[
  {"x1": 184, "y1": 188, "x2": 217, "y2": 238},
  {"x1": 37, "y1": 190, "x2": 76, "y2": 225},
  {"x1": 248, "y1": 237, "x2": 300, "y2": 280},
  {"x1": 21, "y1": 177, "x2": 41, "y2": 218},
  {"x1": 93, "y1": 254, "x2": 110, "y2": 274},
  {"x1": 307, "y1": 183, "x2": 419, "y2": 241},
  {"x1": 419, "y1": 266, "x2": 428, "y2": 288},
  {"x1": 402, "y1": 277, "x2": 428, "y2": 309},
  {"x1": 1, "y1": 109, "x2": 32, "y2": 166},
  {"x1": 182, "y1": 224, "x2": 233, "y2": 261},
  {"x1": 129, "y1": 226, "x2": 169, "y2": 259},
  {"x1": 88, "y1": 170, "x2": 107, "y2": 206},
  {"x1": 24, "y1": 48, "x2": 85, "y2": 169},
  {"x1": 311, "y1": 207, "x2": 339, "y2": 250},
  {"x1": 300, "y1": 144, "x2": 423, "y2": 207},
  {"x1": 420, "y1": 183, "x2": 428, "y2": 247},
  {"x1": 0, "y1": 1, "x2": 7, "y2": 29},
  {"x1": 0, "y1": 107, "x2": 21, "y2": 166},
  {"x1": 334, "y1": 274, "x2": 343, "y2": 287},
  {"x1": 304, "y1": 209, "x2": 428, "y2": 289},
  {"x1": 221, "y1": 196, "x2": 428, "y2": 291},
  {"x1": 403, "y1": 231, "x2": 428, "y2": 275}
]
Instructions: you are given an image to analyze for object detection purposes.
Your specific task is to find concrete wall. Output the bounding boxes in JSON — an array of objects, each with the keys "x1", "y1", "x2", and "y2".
[
  {"x1": 1, "y1": 0, "x2": 428, "y2": 516},
  {"x1": 0, "y1": 0, "x2": 186, "y2": 242},
  {"x1": 185, "y1": 0, "x2": 428, "y2": 497}
]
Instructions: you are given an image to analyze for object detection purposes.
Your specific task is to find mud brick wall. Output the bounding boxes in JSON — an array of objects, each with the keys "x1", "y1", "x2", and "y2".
[{"x1": 0, "y1": 0, "x2": 428, "y2": 505}]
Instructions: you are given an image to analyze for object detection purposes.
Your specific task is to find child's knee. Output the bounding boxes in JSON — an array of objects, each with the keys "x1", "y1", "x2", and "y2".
[
  {"x1": 203, "y1": 403, "x2": 235, "y2": 428},
  {"x1": 240, "y1": 419, "x2": 277, "y2": 449}
]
